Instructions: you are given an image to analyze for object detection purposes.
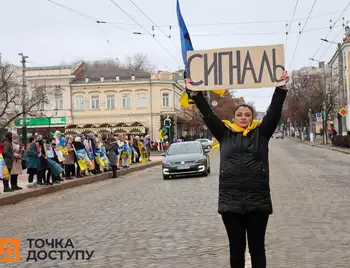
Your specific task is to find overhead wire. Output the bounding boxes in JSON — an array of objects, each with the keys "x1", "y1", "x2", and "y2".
[
  {"x1": 47, "y1": 0, "x2": 127, "y2": 33},
  {"x1": 310, "y1": 0, "x2": 350, "y2": 63},
  {"x1": 109, "y1": 0, "x2": 181, "y2": 65},
  {"x1": 106, "y1": 7, "x2": 350, "y2": 27},
  {"x1": 318, "y1": 19, "x2": 350, "y2": 61},
  {"x1": 289, "y1": 0, "x2": 317, "y2": 69},
  {"x1": 127, "y1": 0, "x2": 181, "y2": 51},
  {"x1": 285, "y1": 0, "x2": 300, "y2": 54}
]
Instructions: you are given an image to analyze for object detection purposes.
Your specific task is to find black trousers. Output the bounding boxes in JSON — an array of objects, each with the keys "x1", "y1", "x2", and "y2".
[
  {"x1": 222, "y1": 211, "x2": 269, "y2": 268},
  {"x1": 111, "y1": 165, "x2": 118, "y2": 178},
  {"x1": 27, "y1": 168, "x2": 38, "y2": 183},
  {"x1": 64, "y1": 164, "x2": 74, "y2": 178}
]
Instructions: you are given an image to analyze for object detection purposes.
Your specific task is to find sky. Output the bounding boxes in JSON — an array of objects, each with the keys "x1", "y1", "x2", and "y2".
[{"x1": 1, "y1": 0, "x2": 350, "y2": 112}]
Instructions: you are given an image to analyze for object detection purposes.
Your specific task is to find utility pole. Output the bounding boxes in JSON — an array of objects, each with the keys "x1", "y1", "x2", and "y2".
[{"x1": 18, "y1": 53, "x2": 28, "y2": 146}]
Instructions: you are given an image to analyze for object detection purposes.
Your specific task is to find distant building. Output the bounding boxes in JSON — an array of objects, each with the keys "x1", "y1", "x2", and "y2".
[{"x1": 255, "y1": 111, "x2": 265, "y2": 120}]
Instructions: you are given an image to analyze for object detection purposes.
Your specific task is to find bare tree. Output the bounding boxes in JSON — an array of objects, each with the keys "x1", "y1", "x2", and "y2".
[
  {"x1": 125, "y1": 53, "x2": 156, "y2": 73},
  {"x1": 210, "y1": 91, "x2": 245, "y2": 121},
  {"x1": 0, "y1": 62, "x2": 58, "y2": 130},
  {"x1": 284, "y1": 70, "x2": 340, "y2": 142},
  {"x1": 71, "y1": 53, "x2": 156, "y2": 73}
]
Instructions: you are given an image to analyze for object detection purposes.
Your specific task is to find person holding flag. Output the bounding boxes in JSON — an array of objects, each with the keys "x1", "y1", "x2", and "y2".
[
  {"x1": 177, "y1": 3, "x2": 291, "y2": 265},
  {"x1": 184, "y1": 70, "x2": 289, "y2": 268}
]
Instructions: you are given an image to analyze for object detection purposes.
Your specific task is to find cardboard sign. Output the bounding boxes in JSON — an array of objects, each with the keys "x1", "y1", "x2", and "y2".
[{"x1": 186, "y1": 44, "x2": 285, "y2": 91}]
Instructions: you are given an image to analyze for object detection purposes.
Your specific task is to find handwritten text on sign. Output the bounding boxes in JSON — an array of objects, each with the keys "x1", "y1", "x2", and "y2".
[{"x1": 186, "y1": 44, "x2": 285, "y2": 91}]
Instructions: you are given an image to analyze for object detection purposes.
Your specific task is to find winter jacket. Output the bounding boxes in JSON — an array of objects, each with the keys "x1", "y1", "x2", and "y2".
[
  {"x1": 2, "y1": 139, "x2": 13, "y2": 170},
  {"x1": 38, "y1": 142, "x2": 48, "y2": 170},
  {"x1": 24, "y1": 143, "x2": 40, "y2": 169},
  {"x1": 192, "y1": 87, "x2": 287, "y2": 215},
  {"x1": 107, "y1": 142, "x2": 119, "y2": 166}
]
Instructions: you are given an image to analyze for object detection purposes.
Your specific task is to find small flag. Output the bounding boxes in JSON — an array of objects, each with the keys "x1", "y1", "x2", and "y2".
[
  {"x1": 176, "y1": 0, "x2": 225, "y2": 109},
  {"x1": 176, "y1": 0, "x2": 195, "y2": 108}
]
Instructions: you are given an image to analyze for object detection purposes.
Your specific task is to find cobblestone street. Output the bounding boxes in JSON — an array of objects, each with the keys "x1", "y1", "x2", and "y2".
[{"x1": 1, "y1": 139, "x2": 350, "y2": 267}]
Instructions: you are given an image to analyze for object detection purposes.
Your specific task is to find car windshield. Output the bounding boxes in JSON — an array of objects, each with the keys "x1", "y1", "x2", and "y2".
[{"x1": 167, "y1": 143, "x2": 202, "y2": 155}]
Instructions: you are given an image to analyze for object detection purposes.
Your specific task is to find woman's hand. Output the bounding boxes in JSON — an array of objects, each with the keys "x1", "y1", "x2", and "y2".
[
  {"x1": 278, "y1": 70, "x2": 290, "y2": 90},
  {"x1": 184, "y1": 78, "x2": 198, "y2": 97}
]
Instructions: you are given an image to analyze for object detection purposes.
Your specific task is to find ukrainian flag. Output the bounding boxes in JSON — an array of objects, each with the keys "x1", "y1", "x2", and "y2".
[{"x1": 176, "y1": 0, "x2": 225, "y2": 110}]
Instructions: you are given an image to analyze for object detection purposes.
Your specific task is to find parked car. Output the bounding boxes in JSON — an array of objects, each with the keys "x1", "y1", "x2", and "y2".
[
  {"x1": 274, "y1": 131, "x2": 284, "y2": 139},
  {"x1": 162, "y1": 141, "x2": 210, "y2": 180},
  {"x1": 195, "y1": 138, "x2": 213, "y2": 149}
]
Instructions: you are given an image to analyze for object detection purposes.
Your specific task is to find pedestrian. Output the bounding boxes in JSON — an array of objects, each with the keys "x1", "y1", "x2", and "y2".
[
  {"x1": 24, "y1": 136, "x2": 40, "y2": 188},
  {"x1": 186, "y1": 70, "x2": 290, "y2": 268},
  {"x1": 62, "y1": 136, "x2": 75, "y2": 180},
  {"x1": 10, "y1": 133, "x2": 24, "y2": 191},
  {"x1": 72, "y1": 136, "x2": 84, "y2": 177},
  {"x1": 47, "y1": 138, "x2": 63, "y2": 184},
  {"x1": 37, "y1": 136, "x2": 48, "y2": 185},
  {"x1": 106, "y1": 136, "x2": 119, "y2": 178},
  {"x1": 1, "y1": 132, "x2": 14, "y2": 192}
]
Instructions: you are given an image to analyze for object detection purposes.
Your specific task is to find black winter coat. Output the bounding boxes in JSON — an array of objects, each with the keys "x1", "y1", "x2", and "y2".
[{"x1": 192, "y1": 87, "x2": 287, "y2": 215}]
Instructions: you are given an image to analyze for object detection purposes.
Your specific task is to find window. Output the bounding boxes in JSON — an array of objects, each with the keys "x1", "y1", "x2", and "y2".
[
  {"x1": 162, "y1": 92, "x2": 170, "y2": 107},
  {"x1": 167, "y1": 143, "x2": 202, "y2": 155},
  {"x1": 91, "y1": 95, "x2": 100, "y2": 109},
  {"x1": 75, "y1": 96, "x2": 84, "y2": 110},
  {"x1": 54, "y1": 91, "x2": 63, "y2": 110},
  {"x1": 175, "y1": 95, "x2": 180, "y2": 110},
  {"x1": 106, "y1": 95, "x2": 115, "y2": 109},
  {"x1": 122, "y1": 94, "x2": 131, "y2": 108},
  {"x1": 38, "y1": 101, "x2": 45, "y2": 111},
  {"x1": 136, "y1": 92, "x2": 147, "y2": 108}
]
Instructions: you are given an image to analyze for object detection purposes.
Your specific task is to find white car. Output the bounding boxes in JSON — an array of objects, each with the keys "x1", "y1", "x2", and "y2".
[
  {"x1": 274, "y1": 131, "x2": 284, "y2": 139},
  {"x1": 196, "y1": 138, "x2": 213, "y2": 149}
]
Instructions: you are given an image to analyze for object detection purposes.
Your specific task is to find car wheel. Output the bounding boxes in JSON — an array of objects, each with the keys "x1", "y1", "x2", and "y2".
[
  {"x1": 207, "y1": 166, "x2": 211, "y2": 174},
  {"x1": 163, "y1": 175, "x2": 170, "y2": 180},
  {"x1": 202, "y1": 167, "x2": 209, "y2": 177}
]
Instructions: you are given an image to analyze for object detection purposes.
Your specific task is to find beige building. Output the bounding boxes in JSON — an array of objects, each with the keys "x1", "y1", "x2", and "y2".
[
  {"x1": 14, "y1": 63, "x2": 83, "y2": 136},
  {"x1": 69, "y1": 67, "x2": 185, "y2": 141}
]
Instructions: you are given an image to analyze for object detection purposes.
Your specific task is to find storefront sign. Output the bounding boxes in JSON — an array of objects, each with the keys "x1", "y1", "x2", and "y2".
[{"x1": 15, "y1": 117, "x2": 66, "y2": 127}]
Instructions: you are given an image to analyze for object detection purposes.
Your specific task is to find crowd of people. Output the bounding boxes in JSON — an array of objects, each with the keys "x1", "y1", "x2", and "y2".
[{"x1": 0, "y1": 130, "x2": 155, "y2": 193}]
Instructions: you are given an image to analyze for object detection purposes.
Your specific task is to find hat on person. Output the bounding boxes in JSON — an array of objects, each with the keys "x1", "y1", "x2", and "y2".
[{"x1": 75, "y1": 137, "x2": 81, "y2": 142}]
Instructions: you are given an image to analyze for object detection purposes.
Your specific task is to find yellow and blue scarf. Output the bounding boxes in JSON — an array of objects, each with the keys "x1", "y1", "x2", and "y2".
[{"x1": 211, "y1": 120, "x2": 261, "y2": 151}]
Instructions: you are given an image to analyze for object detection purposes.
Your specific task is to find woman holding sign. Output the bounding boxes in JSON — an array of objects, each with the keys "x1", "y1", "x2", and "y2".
[{"x1": 186, "y1": 70, "x2": 289, "y2": 268}]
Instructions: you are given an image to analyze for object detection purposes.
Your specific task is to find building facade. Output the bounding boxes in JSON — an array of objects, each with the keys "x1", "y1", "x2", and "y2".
[
  {"x1": 14, "y1": 63, "x2": 83, "y2": 137},
  {"x1": 328, "y1": 30, "x2": 350, "y2": 135},
  {"x1": 68, "y1": 67, "x2": 184, "y2": 141}
]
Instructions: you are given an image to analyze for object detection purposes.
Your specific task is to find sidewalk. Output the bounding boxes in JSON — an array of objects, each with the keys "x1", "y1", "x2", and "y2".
[
  {"x1": 286, "y1": 136, "x2": 350, "y2": 155},
  {"x1": 0, "y1": 156, "x2": 163, "y2": 207}
]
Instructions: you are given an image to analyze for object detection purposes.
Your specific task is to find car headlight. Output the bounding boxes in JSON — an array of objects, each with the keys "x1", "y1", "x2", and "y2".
[
  {"x1": 162, "y1": 160, "x2": 171, "y2": 165},
  {"x1": 194, "y1": 158, "x2": 205, "y2": 164}
]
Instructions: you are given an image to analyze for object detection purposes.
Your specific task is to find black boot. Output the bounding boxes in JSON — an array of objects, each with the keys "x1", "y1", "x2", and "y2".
[
  {"x1": 3, "y1": 179, "x2": 13, "y2": 192},
  {"x1": 10, "y1": 175, "x2": 22, "y2": 190}
]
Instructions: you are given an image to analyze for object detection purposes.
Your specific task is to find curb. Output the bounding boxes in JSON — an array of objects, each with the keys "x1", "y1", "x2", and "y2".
[
  {"x1": 0, "y1": 160, "x2": 161, "y2": 207},
  {"x1": 286, "y1": 136, "x2": 350, "y2": 155}
]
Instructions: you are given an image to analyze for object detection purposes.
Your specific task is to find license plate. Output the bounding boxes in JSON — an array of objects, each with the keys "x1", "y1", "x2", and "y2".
[{"x1": 177, "y1": 165, "x2": 190, "y2": 170}]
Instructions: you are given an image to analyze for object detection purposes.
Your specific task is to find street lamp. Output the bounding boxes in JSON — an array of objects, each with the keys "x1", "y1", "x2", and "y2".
[{"x1": 19, "y1": 53, "x2": 29, "y2": 146}]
